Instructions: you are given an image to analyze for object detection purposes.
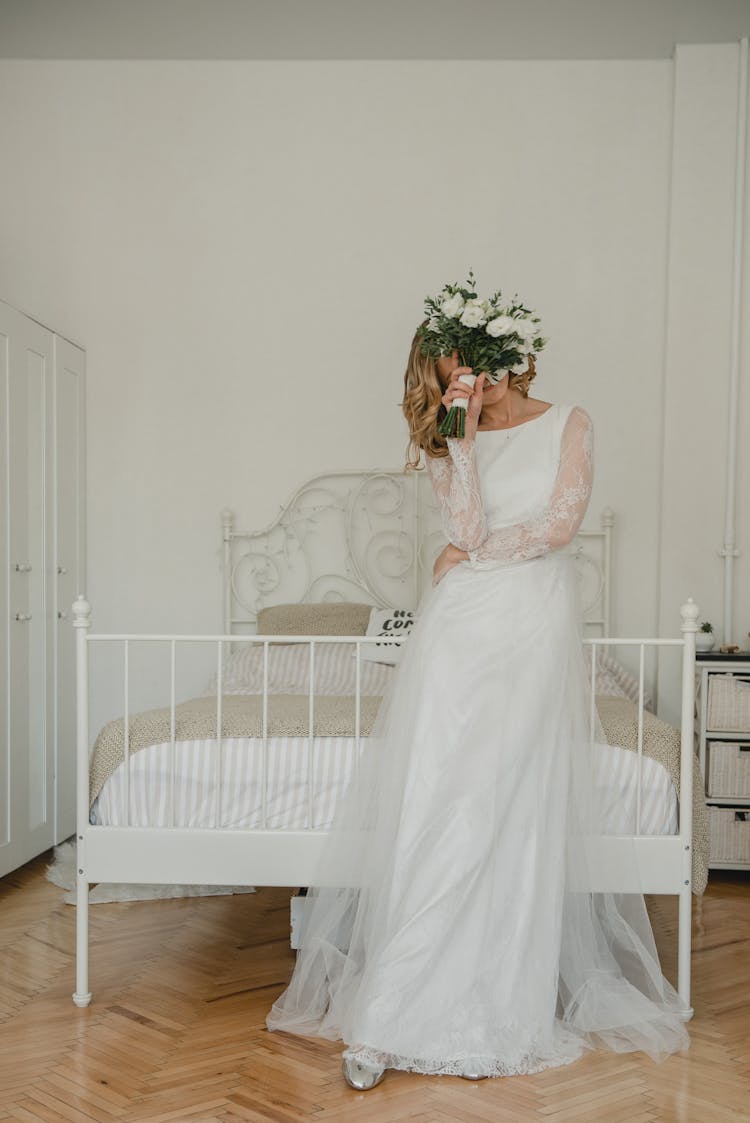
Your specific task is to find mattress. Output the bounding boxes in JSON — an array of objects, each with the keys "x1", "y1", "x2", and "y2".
[{"x1": 91, "y1": 732, "x2": 678, "y2": 836}]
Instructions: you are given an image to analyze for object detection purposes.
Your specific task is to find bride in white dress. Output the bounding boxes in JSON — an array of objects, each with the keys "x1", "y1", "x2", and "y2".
[{"x1": 266, "y1": 336, "x2": 690, "y2": 1087}]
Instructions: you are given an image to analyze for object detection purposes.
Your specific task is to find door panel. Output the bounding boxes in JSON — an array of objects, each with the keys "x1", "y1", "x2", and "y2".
[
  {"x1": 7, "y1": 308, "x2": 54, "y2": 871},
  {"x1": 54, "y1": 337, "x2": 85, "y2": 843}
]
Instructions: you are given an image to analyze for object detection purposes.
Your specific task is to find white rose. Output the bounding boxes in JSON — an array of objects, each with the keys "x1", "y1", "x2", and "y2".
[
  {"x1": 511, "y1": 360, "x2": 529, "y2": 374},
  {"x1": 460, "y1": 299, "x2": 487, "y2": 328},
  {"x1": 440, "y1": 292, "x2": 465, "y2": 318}
]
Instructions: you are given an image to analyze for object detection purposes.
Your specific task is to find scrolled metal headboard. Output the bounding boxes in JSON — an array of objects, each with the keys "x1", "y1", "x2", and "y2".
[{"x1": 221, "y1": 469, "x2": 613, "y2": 636}]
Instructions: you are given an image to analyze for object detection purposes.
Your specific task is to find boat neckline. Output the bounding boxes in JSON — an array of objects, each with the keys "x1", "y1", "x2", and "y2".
[{"x1": 476, "y1": 404, "x2": 556, "y2": 433}]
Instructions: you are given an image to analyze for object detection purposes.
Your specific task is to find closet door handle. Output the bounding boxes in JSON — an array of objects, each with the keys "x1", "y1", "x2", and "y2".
[
  {"x1": 57, "y1": 566, "x2": 67, "y2": 575},
  {"x1": 14, "y1": 563, "x2": 32, "y2": 573},
  {"x1": 57, "y1": 610, "x2": 68, "y2": 620},
  {"x1": 15, "y1": 613, "x2": 32, "y2": 622}
]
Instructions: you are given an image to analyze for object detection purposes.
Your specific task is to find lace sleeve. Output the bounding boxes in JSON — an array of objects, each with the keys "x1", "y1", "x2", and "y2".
[
  {"x1": 467, "y1": 406, "x2": 594, "y2": 568},
  {"x1": 424, "y1": 438, "x2": 488, "y2": 552}
]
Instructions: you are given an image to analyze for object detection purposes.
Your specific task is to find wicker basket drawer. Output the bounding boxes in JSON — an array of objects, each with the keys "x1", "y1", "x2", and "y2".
[
  {"x1": 706, "y1": 674, "x2": 750, "y2": 731},
  {"x1": 709, "y1": 806, "x2": 750, "y2": 864},
  {"x1": 707, "y1": 742, "x2": 750, "y2": 798}
]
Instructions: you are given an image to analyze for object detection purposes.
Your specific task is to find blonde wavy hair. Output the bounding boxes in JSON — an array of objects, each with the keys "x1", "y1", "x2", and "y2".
[{"x1": 401, "y1": 326, "x2": 537, "y2": 469}]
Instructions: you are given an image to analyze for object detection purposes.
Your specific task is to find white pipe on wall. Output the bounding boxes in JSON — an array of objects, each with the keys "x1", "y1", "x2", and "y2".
[{"x1": 722, "y1": 37, "x2": 748, "y2": 645}]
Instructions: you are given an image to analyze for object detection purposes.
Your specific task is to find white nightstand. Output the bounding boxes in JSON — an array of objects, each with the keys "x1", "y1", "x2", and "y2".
[{"x1": 695, "y1": 653, "x2": 750, "y2": 870}]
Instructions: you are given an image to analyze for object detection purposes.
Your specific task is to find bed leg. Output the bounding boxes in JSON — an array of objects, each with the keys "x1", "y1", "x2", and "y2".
[
  {"x1": 73, "y1": 850, "x2": 92, "y2": 1007},
  {"x1": 677, "y1": 887, "x2": 693, "y2": 1020},
  {"x1": 73, "y1": 597, "x2": 93, "y2": 1007}
]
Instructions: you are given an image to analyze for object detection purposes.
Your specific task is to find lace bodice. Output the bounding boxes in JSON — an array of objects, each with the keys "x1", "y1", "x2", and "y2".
[{"x1": 424, "y1": 405, "x2": 593, "y2": 569}]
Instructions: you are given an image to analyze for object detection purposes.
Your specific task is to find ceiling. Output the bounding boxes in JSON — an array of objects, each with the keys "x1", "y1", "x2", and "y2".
[{"x1": 1, "y1": 0, "x2": 749, "y2": 60}]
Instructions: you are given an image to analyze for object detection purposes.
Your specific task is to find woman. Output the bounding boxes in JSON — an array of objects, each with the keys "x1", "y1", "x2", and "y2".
[{"x1": 266, "y1": 332, "x2": 690, "y2": 1088}]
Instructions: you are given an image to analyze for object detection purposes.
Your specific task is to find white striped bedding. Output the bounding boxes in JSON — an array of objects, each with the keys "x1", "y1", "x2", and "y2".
[{"x1": 90, "y1": 734, "x2": 677, "y2": 836}]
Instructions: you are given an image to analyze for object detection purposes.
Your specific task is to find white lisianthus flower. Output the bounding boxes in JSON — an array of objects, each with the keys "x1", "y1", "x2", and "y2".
[
  {"x1": 516, "y1": 317, "x2": 540, "y2": 340},
  {"x1": 482, "y1": 316, "x2": 507, "y2": 336},
  {"x1": 440, "y1": 292, "x2": 465, "y2": 318},
  {"x1": 460, "y1": 299, "x2": 488, "y2": 328},
  {"x1": 511, "y1": 360, "x2": 529, "y2": 374},
  {"x1": 486, "y1": 315, "x2": 516, "y2": 338}
]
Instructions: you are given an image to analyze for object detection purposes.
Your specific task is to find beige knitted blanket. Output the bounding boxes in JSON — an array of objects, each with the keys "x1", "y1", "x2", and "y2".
[
  {"x1": 89, "y1": 692, "x2": 707, "y2": 894},
  {"x1": 88, "y1": 693, "x2": 383, "y2": 807}
]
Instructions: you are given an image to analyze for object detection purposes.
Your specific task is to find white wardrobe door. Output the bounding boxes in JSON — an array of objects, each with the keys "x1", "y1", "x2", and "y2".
[
  {"x1": 6, "y1": 308, "x2": 55, "y2": 874},
  {"x1": 54, "y1": 336, "x2": 85, "y2": 843}
]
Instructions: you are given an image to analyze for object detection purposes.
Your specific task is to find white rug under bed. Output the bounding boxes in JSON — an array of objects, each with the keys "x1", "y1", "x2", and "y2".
[{"x1": 46, "y1": 839, "x2": 257, "y2": 904}]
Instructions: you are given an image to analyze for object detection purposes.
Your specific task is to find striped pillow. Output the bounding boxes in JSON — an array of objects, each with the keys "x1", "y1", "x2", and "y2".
[
  {"x1": 585, "y1": 647, "x2": 655, "y2": 712},
  {"x1": 210, "y1": 640, "x2": 393, "y2": 697}
]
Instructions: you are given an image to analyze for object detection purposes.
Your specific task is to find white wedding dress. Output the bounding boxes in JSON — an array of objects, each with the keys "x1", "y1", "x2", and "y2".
[{"x1": 266, "y1": 403, "x2": 690, "y2": 1077}]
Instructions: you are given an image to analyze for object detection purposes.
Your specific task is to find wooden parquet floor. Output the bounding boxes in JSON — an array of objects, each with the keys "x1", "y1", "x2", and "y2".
[{"x1": 0, "y1": 856, "x2": 748, "y2": 1123}]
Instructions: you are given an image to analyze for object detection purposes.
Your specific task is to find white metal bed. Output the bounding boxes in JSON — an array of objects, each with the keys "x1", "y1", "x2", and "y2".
[{"x1": 72, "y1": 468, "x2": 698, "y2": 1016}]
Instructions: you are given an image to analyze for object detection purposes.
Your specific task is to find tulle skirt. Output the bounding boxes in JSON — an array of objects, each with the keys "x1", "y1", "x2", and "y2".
[{"x1": 266, "y1": 550, "x2": 690, "y2": 1076}]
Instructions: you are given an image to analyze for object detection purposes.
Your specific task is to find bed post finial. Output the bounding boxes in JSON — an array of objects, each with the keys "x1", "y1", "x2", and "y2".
[
  {"x1": 221, "y1": 509, "x2": 234, "y2": 542},
  {"x1": 600, "y1": 506, "x2": 614, "y2": 528},
  {"x1": 680, "y1": 597, "x2": 699, "y2": 631}
]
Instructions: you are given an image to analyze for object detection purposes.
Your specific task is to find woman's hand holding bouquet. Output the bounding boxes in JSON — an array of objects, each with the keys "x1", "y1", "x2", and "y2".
[{"x1": 441, "y1": 365, "x2": 486, "y2": 443}]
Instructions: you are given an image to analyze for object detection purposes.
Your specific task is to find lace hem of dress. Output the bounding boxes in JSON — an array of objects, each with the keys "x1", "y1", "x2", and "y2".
[{"x1": 342, "y1": 1037, "x2": 585, "y2": 1078}]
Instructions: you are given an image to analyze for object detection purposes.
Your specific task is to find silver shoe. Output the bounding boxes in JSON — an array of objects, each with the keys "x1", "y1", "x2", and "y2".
[
  {"x1": 460, "y1": 1072, "x2": 489, "y2": 1080},
  {"x1": 342, "y1": 1052, "x2": 386, "y2": 1090}
]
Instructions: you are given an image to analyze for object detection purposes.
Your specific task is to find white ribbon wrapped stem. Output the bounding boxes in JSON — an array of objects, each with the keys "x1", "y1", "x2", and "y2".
[
  {"x1": 454, "y1": 370, "x2": 510, "y2": 407},
  {"x1": 454, "y1": 372, "x2": 477, "y2": 410}
]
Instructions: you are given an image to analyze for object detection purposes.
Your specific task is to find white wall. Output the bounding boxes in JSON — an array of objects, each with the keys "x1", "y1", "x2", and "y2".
[
  {"x1": 0, "y1": 50, "x2": 746, "y2": 728},
  {"x1": 657, "y1": 43, "x2": 750, "y2": 722}
]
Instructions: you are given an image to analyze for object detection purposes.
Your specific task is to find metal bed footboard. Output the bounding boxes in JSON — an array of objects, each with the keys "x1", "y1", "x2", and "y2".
[{"x1": 72, "y1": 596, "x2": 698, "y2": 1014}]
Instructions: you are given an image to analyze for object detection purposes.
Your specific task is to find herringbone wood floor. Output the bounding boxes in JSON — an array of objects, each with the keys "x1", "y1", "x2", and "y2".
[{"x1": 0, "y1": 855, "x2": 748, "y2": 1122}]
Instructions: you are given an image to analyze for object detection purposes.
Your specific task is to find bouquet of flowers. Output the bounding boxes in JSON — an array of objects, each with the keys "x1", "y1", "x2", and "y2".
[{"x1": 419, "y1": 271, "x2": 548, "y2": 438}]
